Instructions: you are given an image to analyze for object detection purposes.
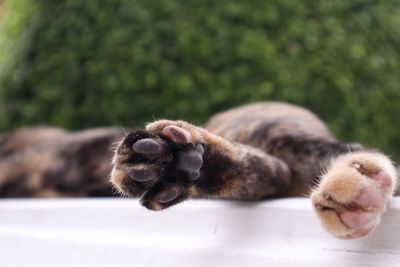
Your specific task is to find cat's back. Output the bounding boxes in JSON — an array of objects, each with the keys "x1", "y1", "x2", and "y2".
[{"x1": 205, "y1": 102, "x2": 334, "y2": 144}]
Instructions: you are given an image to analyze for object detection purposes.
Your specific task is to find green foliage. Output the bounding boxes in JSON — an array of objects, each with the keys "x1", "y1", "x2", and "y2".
[{"x1": 0, "y1": 0, "x2": 399, "y2": 158}]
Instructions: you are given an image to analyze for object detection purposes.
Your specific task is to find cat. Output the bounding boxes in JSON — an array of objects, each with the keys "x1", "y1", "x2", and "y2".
[
  {"x1": 110, "y1": 102, "x2": 399, "y2": 239},
  {"x1": 0, "y1": 102, "x2": 398, "y2": 239}
]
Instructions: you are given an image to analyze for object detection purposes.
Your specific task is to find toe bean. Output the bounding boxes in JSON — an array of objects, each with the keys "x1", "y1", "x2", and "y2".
[
  {"x1": 132, "y1": 138, "x2": 163, "y2": 154},
  {"x1": 127, "y1": 164, "x2": 157, "y2": 182},
  {"x1": 176, "y1": 150, "x2": 203, "y2": 173}
]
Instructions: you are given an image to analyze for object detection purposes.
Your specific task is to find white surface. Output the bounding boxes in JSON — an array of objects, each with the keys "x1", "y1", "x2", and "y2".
[{"x1": 0, "y1": 198, "x2": 399, "y2": 267}]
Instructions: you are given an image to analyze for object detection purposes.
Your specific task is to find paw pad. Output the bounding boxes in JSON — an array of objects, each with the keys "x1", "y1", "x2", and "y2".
[
  {"x1": 176, "y1": 148, "x2": 204, "y2": 181},
  {"x1": 132, "y1": 138, "x2": 163, "y2": 154},
  {"x1": 155, "y1": 186, "x2": 181, "y2": 203},
  {"x1": 127, "y1": 164, "x2": 157, "y2": 182},
  {"x1": 162, "y1": 125, "x2": 191, "y2": 144}
]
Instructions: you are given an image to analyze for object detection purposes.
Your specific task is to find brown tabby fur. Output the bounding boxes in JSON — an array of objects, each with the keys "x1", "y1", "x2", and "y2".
[{"x1": 0, "y1": 102, "x2": 398, "y2": 199}]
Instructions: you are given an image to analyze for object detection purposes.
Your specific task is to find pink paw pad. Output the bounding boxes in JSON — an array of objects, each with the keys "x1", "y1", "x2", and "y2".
[
  {"x1": 373, "y1": 170, "x2": 392, "y2": 188},
  {"x1": 354, "y1": 163, "x2": 392, "y2": 188},
  {"x1": 355, "y1": 187, "x2": 382, "y2": 209},
  {"x1": 340, "y1": 210, "x2": 376, "y2": 229},
  {"x1": 339, "y1": 187, "x2": 382, "y2": 231},
  {"x1": 351, "y1": 228, "x2": 373, "y2": 238},
  {"x1": 161, "y1": 125, "x2": 191, "y2": 144}
]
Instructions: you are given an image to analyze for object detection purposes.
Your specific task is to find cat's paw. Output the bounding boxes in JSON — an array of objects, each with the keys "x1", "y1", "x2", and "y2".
[
  {"x1": 311, "y1": 152, "x2": 397, "y2": 239},
  {"x1": 111, "y1": 120, "x2": 205, "y2": 210}
]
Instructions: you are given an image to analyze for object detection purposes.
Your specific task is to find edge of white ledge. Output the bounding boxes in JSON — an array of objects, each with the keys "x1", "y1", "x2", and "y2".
[{"x1": 0, "y1": 198, "x2": 399, "y2": 267}]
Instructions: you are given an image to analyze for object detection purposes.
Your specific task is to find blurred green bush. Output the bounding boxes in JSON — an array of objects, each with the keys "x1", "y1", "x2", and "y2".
[{"x1": 0, "y1": 0, "x2": 399, "y2": 157}]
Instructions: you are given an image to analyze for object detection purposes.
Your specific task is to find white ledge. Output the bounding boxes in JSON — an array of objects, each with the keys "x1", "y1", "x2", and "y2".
[{"x1": 0, "y1": 198, "x2": 399, "y2": 266}]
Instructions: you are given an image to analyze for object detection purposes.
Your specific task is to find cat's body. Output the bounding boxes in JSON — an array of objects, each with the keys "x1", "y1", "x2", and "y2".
[
  {"x1": 0, "y1": 127, "x2": 120, "y2": 197},
  {"x1": 0, "y1": 102, "x2": 398, "y2": 239},
  {"x1": 205, "y1": 102, "x2": 364, "y2": 196}
]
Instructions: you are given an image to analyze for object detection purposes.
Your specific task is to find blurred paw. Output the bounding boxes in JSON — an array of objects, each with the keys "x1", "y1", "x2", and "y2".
[{"x1": 311, "y1": 152, "x2": 397, "y2": 239}]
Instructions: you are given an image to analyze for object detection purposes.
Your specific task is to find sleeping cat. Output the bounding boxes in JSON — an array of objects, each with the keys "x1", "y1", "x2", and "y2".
[{"x1": 1, "y1": 102, "x2": 398, "y2": 239}]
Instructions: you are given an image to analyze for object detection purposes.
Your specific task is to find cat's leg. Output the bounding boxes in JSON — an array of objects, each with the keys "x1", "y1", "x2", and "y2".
[
  {"x1": 255, "y1": 132, "x2": 398, "y2": 239},
  {"x1": 111, "y1": 120, "x2": 291, "y2": 210},
  {"x1": 311, "y1": 152, "x2": 398, "y2": 239}
]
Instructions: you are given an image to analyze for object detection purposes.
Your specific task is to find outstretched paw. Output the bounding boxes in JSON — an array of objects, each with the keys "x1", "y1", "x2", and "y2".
[
  {"x1": 311, "y1": 152, "x2": 397, "y2": 239},
  {"x1": 111, "y1": 121, "x2": 205, "y2": 210}
]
